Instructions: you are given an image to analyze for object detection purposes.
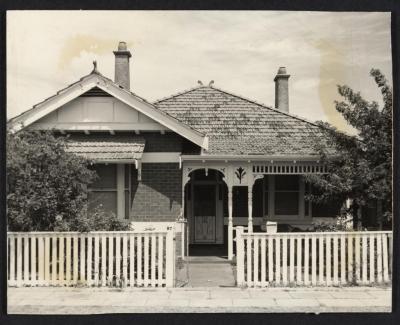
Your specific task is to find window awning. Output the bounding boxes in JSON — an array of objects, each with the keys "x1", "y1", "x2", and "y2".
[{"x1": 65, "y1": 136, "x2": 145, "y2": 163}]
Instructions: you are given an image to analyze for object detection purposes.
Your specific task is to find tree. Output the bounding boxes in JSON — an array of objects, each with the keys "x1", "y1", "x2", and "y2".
[
  {"x1": 305, "y1": 69, "x2": 392, "y2": 230},
  {"x1": 7, "y1": 130, "x2": 129, "y2": 232}
]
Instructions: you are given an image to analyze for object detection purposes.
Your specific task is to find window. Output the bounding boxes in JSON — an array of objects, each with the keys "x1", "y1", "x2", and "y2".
[
  {"x1": 275, "y1": 175, "x2": 299, "y2": 215},
  {"x1": 88, "y1": 164, "x2": 117, "y2": 216},
  {"x1": 124, "y1": 165, "x2": 131, "y2": 219},
  {"x1": 88, "y1": 164, "x2": 131, "y2": 219}
]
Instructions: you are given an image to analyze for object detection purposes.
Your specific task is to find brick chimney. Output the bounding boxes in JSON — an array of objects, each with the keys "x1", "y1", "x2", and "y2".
[
  {"x1": 274, "y1": 67, "x2": 290, "y2": 112},
  {"x1": 113, "y1": 41, "x2": 132, "y2": 90}
]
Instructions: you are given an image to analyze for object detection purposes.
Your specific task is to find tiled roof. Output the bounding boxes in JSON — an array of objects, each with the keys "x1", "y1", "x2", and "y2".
[
  {"x1": 154, "y1": 86, "x2": 331, "y2": 156},
  {"x1": 65, "y1": 136, "x2": 145, "y2": 161}
]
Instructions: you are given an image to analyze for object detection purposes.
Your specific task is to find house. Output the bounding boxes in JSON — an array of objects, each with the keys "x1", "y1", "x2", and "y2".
[{"x1": 8, "y1": 42, "x2": 342, "y2": 260}]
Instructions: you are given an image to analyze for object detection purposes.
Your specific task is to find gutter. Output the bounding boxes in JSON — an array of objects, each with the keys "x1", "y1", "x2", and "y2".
[{"x1": 180, "y1": 154, "x2": 325, "y2": 162}]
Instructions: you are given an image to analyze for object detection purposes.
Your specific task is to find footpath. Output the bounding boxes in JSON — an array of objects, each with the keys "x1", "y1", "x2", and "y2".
[{"x1": 8, "y1": 286, "x2": 391, "y2": 314}]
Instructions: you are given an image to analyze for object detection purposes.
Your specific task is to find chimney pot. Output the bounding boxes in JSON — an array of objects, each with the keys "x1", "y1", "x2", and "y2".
[
  {"x1": 113, "y1": 41, "x2": 132, "y2": 90},
  {"x1": 274, "y1": 67, "x2": 290, "y2": 112},
  {"x1": 118, "y1": 41, "x2": 128, "y2": 51},
  {"x1": 277, "y1": 67, "x2": 287, "y2": 75}
]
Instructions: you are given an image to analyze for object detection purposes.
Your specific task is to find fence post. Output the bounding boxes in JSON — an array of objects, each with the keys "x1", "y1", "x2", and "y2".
[
  {"x1": 9, "y1": 234, "x2": 15, "y2": 286},
  {"x1": 165, "y1": 227, "x2": 174, "y2": 287},
  {"x1": 236, "y1": 226, "x2": 245, "y2": 287}
]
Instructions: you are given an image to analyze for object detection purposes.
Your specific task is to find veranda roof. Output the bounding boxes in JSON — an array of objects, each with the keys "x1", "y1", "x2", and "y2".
[{"x1": 65, "y1": 136, "x2": 145, "y2": 162}]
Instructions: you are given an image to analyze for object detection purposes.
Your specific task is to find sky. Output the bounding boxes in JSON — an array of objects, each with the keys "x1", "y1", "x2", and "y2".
[{"x1": 7, "y1": 11, "x2": 392, "y2": 132}]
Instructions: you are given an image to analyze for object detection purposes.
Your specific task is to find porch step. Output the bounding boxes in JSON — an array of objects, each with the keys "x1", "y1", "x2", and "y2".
[
  {"x1": 188, "y1": 256, "x2": 231, "y2": 264},
  {"x1": 189, "y1": 260, "x2": 231, "y2": 264}
]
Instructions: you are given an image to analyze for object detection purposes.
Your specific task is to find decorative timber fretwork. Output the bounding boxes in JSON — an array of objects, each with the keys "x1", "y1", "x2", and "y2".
[
  {"x1": 252, "y1": 162, "x2": 327, "y2": 175},
  {"x1": 235, "y1": 167, "x2": 247, "y2": 184}
]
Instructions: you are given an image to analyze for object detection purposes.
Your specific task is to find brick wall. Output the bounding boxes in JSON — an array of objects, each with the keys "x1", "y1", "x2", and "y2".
[
  {"x1": 130, "y1": 163, "x2": 182, "y2": 221},
  {"x1": 142, "y1": 133, "x2": 183, "y2": 152}
]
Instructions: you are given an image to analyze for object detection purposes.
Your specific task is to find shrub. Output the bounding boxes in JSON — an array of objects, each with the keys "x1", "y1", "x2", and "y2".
[{"x1": 7, "y1": 130, "x2": 129, "y2": 232}]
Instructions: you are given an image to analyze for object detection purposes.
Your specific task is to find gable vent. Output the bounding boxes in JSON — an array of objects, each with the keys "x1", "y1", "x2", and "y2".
[{"x1": 80, "y1": 87, "x2": 112, "y2": 97}]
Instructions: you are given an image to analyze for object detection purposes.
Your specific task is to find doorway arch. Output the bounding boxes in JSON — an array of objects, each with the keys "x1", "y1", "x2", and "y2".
[{"x1": 184, "y1": 169, "x2": 228, "y2": 254}]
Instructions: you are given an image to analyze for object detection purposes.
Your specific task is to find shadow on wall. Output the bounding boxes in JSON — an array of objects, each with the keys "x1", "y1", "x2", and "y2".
[{"x1": 130, "y1": 163, "x2": 182, "y2": 220}]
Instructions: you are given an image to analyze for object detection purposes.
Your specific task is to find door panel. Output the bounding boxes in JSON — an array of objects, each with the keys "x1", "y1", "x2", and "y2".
[
  {"x1": 193, "y1": 185, "x2": 216, "y2": 243},
  {"x1": 194, "y1": 216, "x2": 216, "y2": 242}
]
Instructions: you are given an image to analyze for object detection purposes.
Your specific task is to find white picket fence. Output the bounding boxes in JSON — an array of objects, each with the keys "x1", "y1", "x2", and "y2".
[
  {"x1": 236, "y1": 228, "x2": 393, "y2": 287},
  {"x1": 8, "y1": 229, "x2": 175, "y2": 287}
]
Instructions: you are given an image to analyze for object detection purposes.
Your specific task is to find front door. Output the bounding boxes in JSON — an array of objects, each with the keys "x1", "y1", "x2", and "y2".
[{"x1": 193, "y1": 184, "x2": 216, "y2": 243}]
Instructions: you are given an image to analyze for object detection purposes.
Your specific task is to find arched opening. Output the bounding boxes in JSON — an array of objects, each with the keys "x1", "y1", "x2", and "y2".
[{"x1": 184, "y1": 169, "x2": 228, "y2": 257}]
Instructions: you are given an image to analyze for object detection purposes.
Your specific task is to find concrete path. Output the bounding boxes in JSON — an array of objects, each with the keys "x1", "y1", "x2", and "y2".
[
  {"x1": 186, "y1": 256, "x2": 236, "y2": 287},
  {"x1": 8, "y1": 286, "x2": 391, "y2": 314}
]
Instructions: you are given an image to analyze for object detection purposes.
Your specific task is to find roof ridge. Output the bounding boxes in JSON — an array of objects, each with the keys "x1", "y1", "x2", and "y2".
[{"x1": 153, "y1": 84, "x2": 206, "y2": 104}]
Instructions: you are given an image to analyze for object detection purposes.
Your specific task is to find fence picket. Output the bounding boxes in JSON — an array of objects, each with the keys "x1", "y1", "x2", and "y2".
[
  {"x1": 261, "y1": 237, "x2": 266, "y2": 286},
  {"x1": 268, "y1": 237, "x2": 273, "y2": 282},
  {"x1": 38, "y1": 236, "x2": 44, "y2": 285},
  {"x1": 51, "y1": 236, "x2": 57, "y2": 285},
  {"x1": 340, "y1": 234, "x2": 346, "y2": 285},
  {"x1": 318, "y1": 236, "x2": 324, "y2": 285},
  {"x1": 311, "y1": 235, "x2": 317, "y2": 285},
  {"x1": 44, "y1": 236, "x2": 50, "y2": 284},
  {"x1": 157, "y1": 234, "x2": 163, "y2": 286},
  {"x1": 108, "y1": 235, "x2": 114, "y2": 283},
  {"x1": 282, "y1": 235, "x2": 288, "y2": 285},
  {"x1": 144, "y1": 235, "x2": 149, "y2": 286},
  {"x1": 289, "y1": 237, "x2": 295, "y2": 284},
  {"x1": 130, "y1": 235, "x2": 135, "y2": 287},
  {"x1": 80, "y1": 235, "x2": 86, "y2": 283},
  {"x1": 94, "y1": 235, "x2": 99, "y2": 286},
  {"x1": 369, "y1": 234, "x2": 375, "y2": 283},
  {"x1": 304, "y1": 236, "x2": 309, "y2": 285},
  {"x1": 377, "y1": 233, "x2": 382, "y2": 283},
  {"x1": 137, "y1": 235, "x2": 142, "y2": 286},
  {"x1": 326, "y1": 235, "x2": 331, "y2": 286},
  {"x1": 73, "y1": 236, "x2": 78, "y2": 284},
  {"x1": 246, "y1": 236, "x2": 252, "y2": 286},
  {"x1": 355, "y1": 235, "x2": 361, "y2": 282},
  {"x1": 9, "y1": 236, "x2": 15, "y2": 286},
  {"x1": 362, "y1": 234, "x2": 368, "y2": 284},
  {"x1": 31, "y1": 236, "x2": 36, "y2": 285},
  {"x1": 23, "y1": 235, "x2": 29, "y2": 283},
  {"x1": 123, "y1": 234, "x2": 128, "y2": 285},
  {"x1": 347, "y1": 234, "x2": 353, "y2": 283},
  {"x1": 253, "y1": 237, "x2": 258, "y2": 286},
  {"x1": 382, "y1": 234, "x2": 389, "y2": 283},
  {"x1": 297, "y1": 237, "x2": 302, "y2": 284},
  {"x1": 16, "y1": 235, "x2": 22, "y2": 287},
  {"x1": 275, "y1": 237, "x2": 281, "y2": 285},
  {"x1": 65, "y1": 236, "x2": 71, "y2": 285},
  {"x1": 115, "y1": 235, "x2": 121, "y2": 280},
  {"x1": 101, "y1": 236, "x2": 106, "y2": 286},
  {"x1": 333, "y1": 235, "x2": 339, "y2": 285},
  {"x1": 87, "y1": 235, "x2": 92, "y2": 286},
  {"x1": 151, "y1": 235, "x2": 156, "y2": 287},
  {"x1": 59, "y1": 236, "x2": 64, "y2": 285},
  {"x1": 236, "y1": 227, "x2": 245, "y2": 286}
]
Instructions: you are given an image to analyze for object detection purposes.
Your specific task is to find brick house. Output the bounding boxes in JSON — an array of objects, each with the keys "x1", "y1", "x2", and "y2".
[{"x1": 8, "y1": 42, "x2": 342, "y2": 260}]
